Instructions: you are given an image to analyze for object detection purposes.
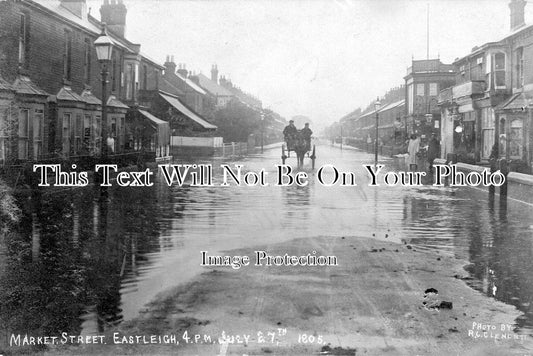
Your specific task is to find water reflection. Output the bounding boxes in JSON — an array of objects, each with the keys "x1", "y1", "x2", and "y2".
[{"x1": 0, "y1": 145, "x2": 532, "y2": 347}]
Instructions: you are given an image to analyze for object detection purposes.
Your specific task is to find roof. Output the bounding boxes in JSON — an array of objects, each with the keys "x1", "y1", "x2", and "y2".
[
  {"x1": 138, "y1": 109, "x2": 167, "y2": 125},
  {"x1": 56, "y1": 86, "x2": 84, "y2": 102},
  {"x1": 378, "y1": 99, "x2": 405, "y2": 112},
  {"x1": 358, "y1": 109, "x2": 377, "y2": 120},
  {"x1": 175, "y1": 73, "x2": 207, "y2": 95},
  {"x1": 107, "y1": 95, "x2": 129, "y2": 109},
  {"x1": 0, "y1": 77, "x2": 13, "y2": 92},
  {"x1": 497, "y1": 93, "x2": 530, "y2": 111},
  {"x1": 454, "y1": 22, "x2": 533, "y2": 64},
  {"x1": 12, "y1": 75, "x2": 48, "y2": 96},
  {"x1": 159, "y1": 77, "x2": 185, "y2": 97},
  {"x1": 197, "y1": 73, "x2": 234, "y2": 97},
  {"x1": 81, "y1": 89, "x2": 102, "y2": 105},
  {"x1": 29, "y1": 0, "x2": 162, "y2": 67},
  {"x1": 159, "y1": 93, "x2": 217, "y2": 130},
  {"x1": 138, "y1": 109, "x2": 170, "y2": 144}
]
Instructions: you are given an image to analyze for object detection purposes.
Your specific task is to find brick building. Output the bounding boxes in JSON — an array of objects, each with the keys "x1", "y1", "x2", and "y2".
[
  {"x1": 162, "y1": 57, "x2": 211, "y2": 117},
  {"x1": 438, "y1": 0, "x2": 533, "y2": 172},
  {"x1": 404, "y1": 59, "x2": 455, "y2": 145},
  {"x1": 0, "y1": 0, "x2": 174, "y2": 165}
]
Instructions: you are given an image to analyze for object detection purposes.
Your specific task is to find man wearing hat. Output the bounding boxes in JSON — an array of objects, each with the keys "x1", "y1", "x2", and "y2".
[
  {"x1": 301, "y1": 123, "x2": 313, "y2": 151},
  {"x1": 283, "y1": 120, "x2": 298, "y2": 142}
]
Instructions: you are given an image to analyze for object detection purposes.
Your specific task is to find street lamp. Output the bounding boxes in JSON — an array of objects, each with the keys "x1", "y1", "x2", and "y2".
[
  {"x1": 94, "y1": 24, "x2": 114, "y2": 160},
  {"x1": 260, "y1": 112, "x2": 265, "y2": 153},
  {"x1": 374, "y1": 97, "x2": 381, "y2": 167},
  {"x1": 340, "y1": 124, "x2": 343, "y2": 150}
]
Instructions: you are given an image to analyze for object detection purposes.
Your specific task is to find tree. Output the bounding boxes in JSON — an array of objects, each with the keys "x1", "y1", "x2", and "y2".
[{"x1": 212, "y1": 100, "x2": 260, "y2": 142}]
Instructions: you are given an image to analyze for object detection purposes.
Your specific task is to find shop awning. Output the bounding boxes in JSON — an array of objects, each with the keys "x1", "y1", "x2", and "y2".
[
  {"x1": 159, "y1": 93, "x2": 217, "y2": 130},
  {"x1": 138, "y1": 109, "x2": 170, "y2": 145}
]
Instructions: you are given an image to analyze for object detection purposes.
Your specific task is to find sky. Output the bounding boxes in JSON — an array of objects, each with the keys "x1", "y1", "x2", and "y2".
[{"x1": 87, "y1": 0, "x2": 526, "y2": 129}]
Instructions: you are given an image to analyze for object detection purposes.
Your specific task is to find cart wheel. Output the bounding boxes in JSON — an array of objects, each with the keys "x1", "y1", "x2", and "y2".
[{"x1": 311, "y1": 145, "x2": 316, "y2": 169}]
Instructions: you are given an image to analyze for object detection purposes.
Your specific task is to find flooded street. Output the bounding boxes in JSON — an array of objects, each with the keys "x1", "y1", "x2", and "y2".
[{"x1": 1, "y1": 144, "x2": 533, "y2": 341}]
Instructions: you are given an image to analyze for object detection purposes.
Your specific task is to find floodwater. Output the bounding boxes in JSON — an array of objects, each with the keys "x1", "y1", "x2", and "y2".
[{"x1": 0, "y1": 144, "x2": 532, "y2": 341}]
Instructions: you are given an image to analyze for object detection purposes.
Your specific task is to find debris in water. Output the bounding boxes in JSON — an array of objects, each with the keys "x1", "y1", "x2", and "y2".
[
  {"x1": 440, "y1": 301, "x2": 453, "y2": 309},
  {"x1": 320, "y1": 344, "x2": 356, "y2": 355},
  {"x1": 424, "y1": 288, "x2": 438, "y2": 295}
]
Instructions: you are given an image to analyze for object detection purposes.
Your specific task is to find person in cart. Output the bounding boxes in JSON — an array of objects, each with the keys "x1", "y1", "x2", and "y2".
[
  {"x1": 283, "y1": 120, "x2": 298, "y2": 148},
  {"x1": 300, "y1": 123, "x2": 313, "y2": 151}
]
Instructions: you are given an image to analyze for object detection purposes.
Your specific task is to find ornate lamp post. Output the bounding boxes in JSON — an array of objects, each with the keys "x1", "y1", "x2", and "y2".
[
  {"x1": 94, "y1": 25, "x2": 114, "y2": 160},
  {"x1": 260, "y1": 112, "x2": 265, "y2": 153},
  {"x1": 374, "y1": 98, "x2": 381, "y2": 167}
]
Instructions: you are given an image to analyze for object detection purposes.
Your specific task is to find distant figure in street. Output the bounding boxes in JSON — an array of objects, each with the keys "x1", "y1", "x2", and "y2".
[
  {"x1": 300, "y1": 123, "x2": 313, "y2": 150},
  {"x1": 283, "y1": 120, "x2": 298, "y2": 142},
  {"x1": 427, "y1": 133, "x2": 440, "y2": 170},
  {"x1": 406, "y1": 134, "x2": 420, "y2": 169}
]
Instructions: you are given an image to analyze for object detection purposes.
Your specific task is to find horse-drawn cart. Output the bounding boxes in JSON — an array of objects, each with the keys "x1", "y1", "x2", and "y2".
[{"x1": 281, "y1": 131, "x2": 316, "y2": 168}]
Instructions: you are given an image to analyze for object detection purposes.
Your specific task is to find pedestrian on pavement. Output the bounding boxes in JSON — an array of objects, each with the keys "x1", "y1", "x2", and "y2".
[
  {"x1": 407, "y1": 134, "x2": 420, "y2": 169},
  {"x1": 107, "y1": 134, "x2": 115, "y2": 154},
  {"x1": 427, "y1": 133, "x2": 440, "y2": 170}
]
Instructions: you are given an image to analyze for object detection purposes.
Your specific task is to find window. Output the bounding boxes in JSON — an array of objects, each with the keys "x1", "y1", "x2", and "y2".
[
  {"x1": 509, "y1": 119, "x2": 523, "y2": 158},
  {"x1": 111, "y1": 57, "x2": 117, "y2": 91},
  {"x1": 19, "y1": 13, "x2": 27, "y2": 66},
  {"x1": 516, "y1": 47, "x2": 524, "y2": 88},
  {"x1": 18, "y1": 109, "x2": 29, "y2": 159},
  {"x1": 33, "y1": 109, "x2": 43, "y2": 159},
  {"x1": 125, "y1": 63, "x2": 134, "y2": 100},
  {"x1": 499, "y1": 118, "x2": 506, "y2": 157},
  {"x1": 84, "y1": 39, "x2": 91, "y2": 84},
  {"x1": 134, "y1": 64, "x2": 139, "y2": 94},
  {"x1": 110, "y1": 117, "x2": 117, "y2": 153},
  {"x1": 75, "y1": 114, "x2": 82, "y2": 154},
  {"x1": 481, "y1": 108, "x2": 495, "y2": 159},
  {"x1": 143, "y1": 65, "x2": 148, "y2": 90},
  {"x1": 120, "y1": 117, "x2": 125, "y2": 151},
  {"x1": 63, "y1": 31, "x2": 72, "y2": 81},
  {"x1": 429, "y1": 83, "x2": 438, "y2": 96},
  {"x1": 83, "y1": 114, "x2": 91, "y2": 151},
  {"x1": 0, "y1": 107, "x2": 8, "y2": 164},
  {"x1": 407, "y1": 84, "x2": 414, "y2": 114},
  {"x1": 62, "y1": 113, "x2": 71, "y2": 155},
  {"x1": 493, "y1": 53, "x2": 506, "y2": 88},
  {"x1": 94, "y1": 115, "x2": 101, "y2": 154},
  {"x1": 416, "y1": 83, "x2": 425, "y2": 96}
]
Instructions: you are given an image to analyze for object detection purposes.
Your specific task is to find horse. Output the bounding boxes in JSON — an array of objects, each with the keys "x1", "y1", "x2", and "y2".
[{"x1": 285, "y1": 131, "x2": 311, "y2": 167}]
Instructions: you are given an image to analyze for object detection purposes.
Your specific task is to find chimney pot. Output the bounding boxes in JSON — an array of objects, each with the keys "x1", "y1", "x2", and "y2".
[
  {"x1": 510, "y1": 0, "x2": 527, "y2": 31},
  {"x1": 100, "y1": 0, "x2": 127, "y2": 37}
]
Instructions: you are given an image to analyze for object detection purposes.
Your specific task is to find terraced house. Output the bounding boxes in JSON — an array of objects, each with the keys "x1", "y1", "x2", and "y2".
[
  {"x1": 438, "y1": 0, "x2": 533, "y2": 173},
  {"x1": 0, "y1": 0, "x2": 212, "y2": 167}
]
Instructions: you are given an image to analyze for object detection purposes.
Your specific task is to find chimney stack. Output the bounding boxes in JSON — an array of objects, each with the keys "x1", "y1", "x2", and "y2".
[
  {"x1": 189, "y1": 71, "x2": 200, "y2": 85},
  {"x1": 60, "y1": 0, "x2": 87, "y2": 19},
  {"x1": 100, "y1": 0, "x2": 127, "y2": 38},
  {"x1": 177, "y1": 64, "x2": 188, "y2": 77},
  {"x1": 164, "y1": 55, "x2": 176, "y2": 76},
  {"x1": 510, "y1": 0, "x2": 526, "y2": 31},
  {"x1": 211, "y1": 64, "x2": 219, "y2": 83}
]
